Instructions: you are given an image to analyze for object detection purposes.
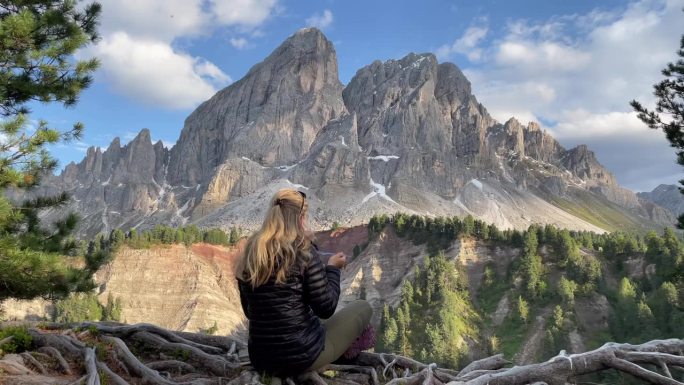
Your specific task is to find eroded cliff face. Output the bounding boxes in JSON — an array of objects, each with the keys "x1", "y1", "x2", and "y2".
[
  {"x1": 23, "y1": 28, "x2": 679, "y2": 237},
  {"x1": 2, "y1": 244, "x2": 245, "y2": 336},
  {"x1": 94, "y1": 244, "x2": 244, "y2": 334}
]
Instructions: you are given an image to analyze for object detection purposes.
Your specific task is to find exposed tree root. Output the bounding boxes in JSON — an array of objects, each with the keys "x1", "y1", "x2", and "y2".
[
  {"x1": 96, "y1": 360, "x2": 130, "y2": 385},
  {"x1": 82, "y1": 347, "x2": 101, "y2": 385},
  {"x1": 0, "y1": 322, "x2": 682, "y2": 385},
  {"x1": 129, "y1": 330, "x2": 239, "y2": 376},
  {"x1": 37, "y1": 346, "x2": 72, "y2": 374},
  {"x1": 146, "y1": 359, "x2": 197, "y2": 373},
  {"x1": 19, "y1": 352, "x2": 47, "y2": 374}
]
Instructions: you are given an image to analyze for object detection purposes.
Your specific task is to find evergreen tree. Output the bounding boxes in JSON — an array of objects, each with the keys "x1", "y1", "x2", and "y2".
[
  {"x1": 557, "y1": 230, "x2": 579, "y2": 265},
  {"x1": 488, "y1": 224, "x2": 502, "y2": 241},
  {"x1": 358, "y1": 285, "x2": 367, "y2": 300},
  {"x1": 394, "y1": 213, "x2": 407, "y2": 236},
  {"x1": 557, "y1": 277, "x2": 578, "y2": 307},
  {"x1": 401, "y1": 281, "x2": 414, "y2": 305},
  {"x1": 102, "y1": 292, "x2": 122, "y2": 322},
  {"x1": 462, "y1": 215, "x2": 475, "y2": 236},
  {"x1": 380, "y1": 304, "x2": 398, "y2": 351},
  {"x1": 631, "y1": 26, "x2": 684, "y2": 227},
  {"x1": 161, "y1": 226, "x2": 175, "y2": 244},
  {"x1": 53, "y1": 292, "x2": 103, "y2": 323},
  {"x1": 648, "y1": 281, "x2": 682, "y2": 334},
  {"x1": 482, "y1": 264, "x2": 495, "y2": 287},
  {"x1": 520, "y1": 230, "x2": 546, "y2": 299},
  {"x1": 612, "y1": 277, "x2": 639, "y2": 340},
  {"x1": 203, "y1": 228, "x2": 229, "y2": 245},
  {"x1": 109, "y1": 229, "x2": 125, "y2": 247},
  {"x1": 0, "y1": 0, "x2": 105, "y2": 301},
  {"x1": 516, "y1": 295, "x2": 530, "y2": 324},
  {"x1": 552, "y1": 305, "x2": 564, "y2": 329},
  {"x1": 396, "y1": 306, "x2": 410, "y2": 355},
  {"x1": 229, "y1": 227, "x2": 240, "y2": 244}
]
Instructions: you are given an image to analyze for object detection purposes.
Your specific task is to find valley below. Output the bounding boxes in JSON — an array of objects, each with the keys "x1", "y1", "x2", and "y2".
[{"x1": 4, "y1": 219, "x2": 680, "y2": 372}]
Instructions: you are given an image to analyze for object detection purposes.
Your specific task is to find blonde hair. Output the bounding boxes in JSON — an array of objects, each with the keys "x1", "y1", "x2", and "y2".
[{"x1": 238, "y1": 189, "x2": 313, "y2": 288}]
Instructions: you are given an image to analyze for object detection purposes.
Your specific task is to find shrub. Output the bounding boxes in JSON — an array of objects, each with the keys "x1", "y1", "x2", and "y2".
[{"x1": 0, "y1": 326, "x2": 32, "y2": 353}]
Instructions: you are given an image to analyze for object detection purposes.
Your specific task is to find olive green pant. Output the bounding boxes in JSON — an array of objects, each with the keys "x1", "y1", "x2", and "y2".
[{"x1": 308, "y1": 300, "x2": 373, "y2": 371}]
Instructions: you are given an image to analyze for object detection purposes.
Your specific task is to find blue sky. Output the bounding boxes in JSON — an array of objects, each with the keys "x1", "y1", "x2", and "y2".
[{"x1": 31, "y1": 0, "x2": 684, "y2": 191}]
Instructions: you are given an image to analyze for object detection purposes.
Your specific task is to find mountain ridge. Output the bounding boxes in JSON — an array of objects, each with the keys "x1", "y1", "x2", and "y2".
[{"x1": 31, "y1": 28, "x2": 678, "y2": 236}]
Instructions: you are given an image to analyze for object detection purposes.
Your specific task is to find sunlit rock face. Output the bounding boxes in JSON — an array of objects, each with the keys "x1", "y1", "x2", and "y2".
[{"x1": 27, "y1": 28, "x2": 678, "y2": 236}]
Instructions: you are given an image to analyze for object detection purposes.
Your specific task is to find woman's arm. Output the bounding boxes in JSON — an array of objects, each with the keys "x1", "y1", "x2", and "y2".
[
  {"x1": 302, "y1": 255, "x2": 341, "y2": 319},
  {"x1": 237, "y1": 279, "x2": 250, "y2": 317}
]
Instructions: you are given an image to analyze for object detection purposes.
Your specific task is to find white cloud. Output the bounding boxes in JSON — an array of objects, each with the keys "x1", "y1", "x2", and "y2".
[
  {"x1": 437, "y1": 24, "x2": 488, "y2": 61},
  {"x1": 194, "y1": 60, "x2": 232, "y2": 85},
  {"x1": 54, "y1": 140, "x2": 91, "y2": 153},
  {"x1": 74, "y1": 141, "x2": 91, "y2": 153},
  {"x1": 549, "y1": 110, "x2": 661, "y2": 140},
  {"x1": 230, "y1": 37, "x2": 249, "y2": 49},
  {"x1": 98, "y1": 0, "x2": 209, "y2": 43},
  {"x1": 93, "y1": 33, "x2": 231, "y2": 109},
  {"x1": 459, "y1": 0, "x2": 684, "y2": 190},
  {"x1": 210, "y1": 0, "x2": 278, "y2": 27},
  {"x1": 495, "y1": 41, "x2": 591, "y2": 72},
  {"x1": 306, "y1": 9, "x2": 334, "y2": 30},
  {"x1": 228, "y1": 37, "x2": 249, "y2": 49},
  {"x1": 87, "y1": 0, "x2": 279, "y2": 109}
]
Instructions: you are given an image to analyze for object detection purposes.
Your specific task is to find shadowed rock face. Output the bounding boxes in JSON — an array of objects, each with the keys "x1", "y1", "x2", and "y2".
[{"x1": 26, "y1": 28, "x2": 679, "y2": 236}]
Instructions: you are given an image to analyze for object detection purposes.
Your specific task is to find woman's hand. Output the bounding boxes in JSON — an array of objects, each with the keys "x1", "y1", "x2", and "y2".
[{"x1": 327, "y1": 252, "x2": 347, "y2": 269}]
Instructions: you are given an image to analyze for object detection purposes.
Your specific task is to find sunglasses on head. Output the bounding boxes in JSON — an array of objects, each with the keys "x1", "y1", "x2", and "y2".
[
  {"x1": 274, "y1": 190, "x2": 307, "y2": 214},
  {"x1": 297, "y1": 191, "x2": 306, "y2": 214}
]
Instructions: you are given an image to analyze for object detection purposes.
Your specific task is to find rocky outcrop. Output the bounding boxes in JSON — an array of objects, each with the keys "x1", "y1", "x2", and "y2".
[
  {"x1": 291, "y1": 113, "x2": 371, "y2": 201},
  {"x1": 638, "y1": 184, "x2": 684, "y2": 216}
]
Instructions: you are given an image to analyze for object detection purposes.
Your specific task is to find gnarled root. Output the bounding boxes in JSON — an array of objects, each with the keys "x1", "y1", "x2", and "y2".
[{"x1": 3, "y1": 321, "x2": 682, "y2": 385}]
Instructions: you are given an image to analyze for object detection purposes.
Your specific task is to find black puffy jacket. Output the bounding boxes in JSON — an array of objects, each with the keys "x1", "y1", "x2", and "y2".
[{"x1": 237, "y1": 248, "x2": 341, "y2": 377}]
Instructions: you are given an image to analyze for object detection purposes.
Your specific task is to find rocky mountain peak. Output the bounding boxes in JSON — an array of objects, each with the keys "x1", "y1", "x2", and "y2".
[
  {"x1": 289, "y1": 27, "x2": 332, "y2": 50},
  {"x1": 527, "y1": 121, "x2": 541, "y2": 131},
  {"x1": 503, "y1": 118, "x2": 524, "y2": 132},
  {"x1": 107, "y1": 137, "x2": 121, "y2": 151},
  {"x1": 638, "y1": 184, "x2": 684, "y2": 216},
  {"x1": 132, "y1": 128, "x2": 151, "y2": 143},
  {"x1": 167, "y1": 26, "x2": 346, "y2": 187},
  {"x1": 436, "y1": 61, "x2": 472, "y2": 103},
  {"x1": 562, "y1": 144, "x2": 615, "y2": 183},
  {"x1": 343, "y1": 51, "x2": 492, "y2": 159}
]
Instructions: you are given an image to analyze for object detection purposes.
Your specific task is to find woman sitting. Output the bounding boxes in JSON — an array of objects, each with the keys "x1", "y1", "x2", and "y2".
[{"x1": 236, "y1": 189, "x2": 374, "y2": 378}]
